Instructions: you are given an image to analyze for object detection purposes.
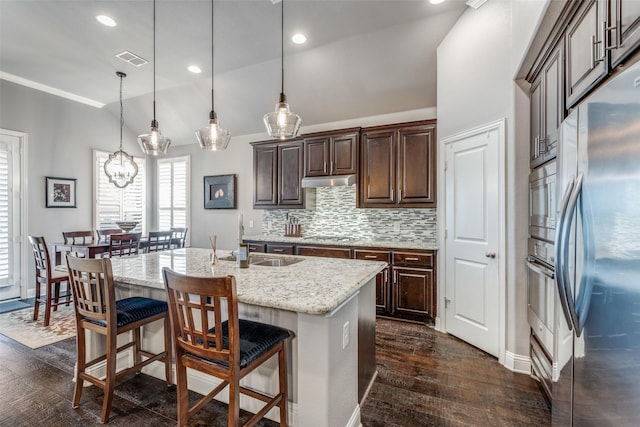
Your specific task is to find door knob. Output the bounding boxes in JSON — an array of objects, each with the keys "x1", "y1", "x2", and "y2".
[{"x1": 485, "y1": 252, "x2": 496, "y2": 258}]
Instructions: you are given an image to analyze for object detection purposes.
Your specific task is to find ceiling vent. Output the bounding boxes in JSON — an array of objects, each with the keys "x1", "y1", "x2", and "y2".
[{"x1": 115, "y1": 51, "x2": 148, "y2": 67}]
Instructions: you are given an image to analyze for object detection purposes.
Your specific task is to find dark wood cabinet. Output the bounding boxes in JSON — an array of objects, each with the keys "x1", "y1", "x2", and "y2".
[
  {"x1": 530, "y1": 42, "x2": 563, "y2": 168},
  {"x1": 392, "y1": 251, "x2": 435, "y2": 323},
  {"x1": 247, "y1": 243, "x2": 266, "y2": 253},
  {"x1": 296, "y1": 245, "x2": 351, "y2": 258},
  {"x1": 265, "y1": 243, "x2": 295, "y2": 255},
  {"x1": 610, "y1": 0, "x2": 640, "y2": 67},
  {"x1": 565, "y1": 0, "x2": 608, "y2": 108},
  {"x1": 354, "y1": 249, "x2": 391, "y2": 315},
  {"x1": 252, "y1": 139, "x2": 305, "y2": 209},
  {"x1": 359, "y1": 121, "x2": 436, "y2": 208},
  {"x1": 304, "y1": 129, "x2": 358, "y2": 177}
]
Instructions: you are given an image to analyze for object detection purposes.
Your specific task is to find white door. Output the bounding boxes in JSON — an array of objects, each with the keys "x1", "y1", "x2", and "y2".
[
  {"x1": 0, "y1": 130, "x2": 25, "y2": 301},
  {"x1": 442, "y1": 121, "x2": 504, "y2": 358}
]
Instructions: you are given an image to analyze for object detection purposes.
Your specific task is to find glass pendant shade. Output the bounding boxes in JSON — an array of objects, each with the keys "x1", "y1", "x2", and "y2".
[
  {"x1": 104, "y1": 71, "x2": 138, "y2": 189},
  {"x1": 264, "y1": 93, "x2": 301, "y2": 139},
  {"x1": 104, "y1": 150, "x2": 138, "y2": 189},
  {"x1": 196, "y1": 111, "x2": 231, "y2": 150},
  {"x1": 138, "y1": 119, "x2": 171, "y2": 155}
]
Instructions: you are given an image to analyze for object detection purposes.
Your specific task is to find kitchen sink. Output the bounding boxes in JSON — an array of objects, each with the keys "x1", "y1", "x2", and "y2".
[{"x1": 218, "y1": 254, "x2": 303, "y2": 267}]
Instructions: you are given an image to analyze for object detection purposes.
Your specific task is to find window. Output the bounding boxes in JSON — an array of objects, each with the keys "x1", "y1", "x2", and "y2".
[
  {"x1": 157, "y1": 156, "x2": 190, "y2": 241},
  {"x1": 94, "y1": 150, "x2": 146, "y2": 233},
  {"x1": 0, "y1": 141, "x2": 12, "y2": 287}
]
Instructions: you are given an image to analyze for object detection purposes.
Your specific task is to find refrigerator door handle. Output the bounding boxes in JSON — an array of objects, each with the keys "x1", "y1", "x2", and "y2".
[
  {"x1": 555, "y1": 175, "x2": 575, "y2": 330},
  {"x1": 561, "y1": 172, "x2": 584, "y2": 333},
  {"x1": 574, "y1": 182, "x2": 596, "y2": 336}
]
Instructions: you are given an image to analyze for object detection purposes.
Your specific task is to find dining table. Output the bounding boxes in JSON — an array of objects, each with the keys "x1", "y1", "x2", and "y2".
[{"x1": 53, "y1": 241, "x2": 110, "y2": 265}]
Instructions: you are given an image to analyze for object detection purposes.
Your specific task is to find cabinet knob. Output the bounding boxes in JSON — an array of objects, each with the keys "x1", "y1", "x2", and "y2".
[{"x1": 485, "y1": 252, "x2": 496, "y2": 259}]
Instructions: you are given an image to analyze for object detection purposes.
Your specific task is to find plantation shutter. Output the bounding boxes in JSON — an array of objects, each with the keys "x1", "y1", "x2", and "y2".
[
  {"x1": 157, "y1": 156, "x2": 189, "y2": 232},
  {"x1": 0, "y1": 142, "x2": 11, "y2": 285}
]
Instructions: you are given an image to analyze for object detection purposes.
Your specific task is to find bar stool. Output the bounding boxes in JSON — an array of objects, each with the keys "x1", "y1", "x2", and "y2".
[
  {"x1": 66, "y1": 255, "x2": 172, "y2": 423},
  {"x1": 169, "y1": 227, "x2": 188, "y2": 249},
  {"x1": 27, "y1": 235, "x2": 72, "y2": 326},
  {"x1": 162, "y1": 268, "x2": 294, "y2": 426},
  {"x1": 146, "y1": 231, "x2": 172, "y2": 252}
]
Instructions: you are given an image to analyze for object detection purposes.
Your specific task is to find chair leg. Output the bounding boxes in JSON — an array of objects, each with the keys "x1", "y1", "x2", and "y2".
[
  {"x1": 133, "y1": 327, "x2": 142, "y2": 373},
  {"x1": 278, "y1": 344, "x2": 288, "y2": 426},
  {"x1": 101, "y1": 332, "x2": 117, "y2": 423},
  {"x1": 176, "y1": 358, "x2": 189, "y2": 427},
  {"x1": 33, "y1": 280, "x2": 41, "y2": 321},
  {"x1": 53, "y1": 282, "x2": 60, "y2": 312},
  {"x1": 73, "y1": 327, "x2": 86, "y2": 409},
  {"x1": 44, "y1": 282, "x2": 53, "y2": 326},
  {"x1": 164, "y1": 315, "x2": 172, "y2": 386},
  {"x1": 228, "y1": 378, "x2": 240, "y2": 427}
]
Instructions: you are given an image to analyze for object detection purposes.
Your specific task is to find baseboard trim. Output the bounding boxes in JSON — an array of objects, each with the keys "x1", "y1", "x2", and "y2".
[
  {"x1": 504, "y1": 350, "x2": 531, "y2": 374},
  {"x1": 347, "y1": 404, "x2": 361, "y2": 427}
]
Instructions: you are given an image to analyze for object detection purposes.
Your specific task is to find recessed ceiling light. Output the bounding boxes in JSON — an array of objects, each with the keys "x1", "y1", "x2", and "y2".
[
  {"x1": 96, "y1": 15, "x2": 117, "y2": 27},
  {"x1": 188, "y1": 65, "x2": 202, "y2": 74},
  {"x1": 430, "y1": 0, "x2": 446, "y2": 4},
  {"x1": 292, "y1": 33, "x2": 306, "y2": 44}
]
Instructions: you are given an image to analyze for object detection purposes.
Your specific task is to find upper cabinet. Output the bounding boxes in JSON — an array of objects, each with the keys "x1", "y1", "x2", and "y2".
[
  {"x1": 530, "y1": 42, "x2": 563, "y2": 168},
  {"x1": 252, "y1": 139, "x2": 305, "y2": 209},
  {"x1": 610, "y1": 0, "x2": 640, "y2": 67},
  {"x1": 359, "y1": 121, "x2": 436, "y2": 208},
  {"x1": 304, "y1": 129, "x2": 359, "y2": 177},
  {"x1": 565, "y1": 0, "x2": 608, "y2": 109}
]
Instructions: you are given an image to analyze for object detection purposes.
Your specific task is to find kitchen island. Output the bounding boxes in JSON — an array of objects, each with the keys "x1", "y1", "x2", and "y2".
[{"x1": 99, "y1": 248, "x2": 385, "y2": 427}]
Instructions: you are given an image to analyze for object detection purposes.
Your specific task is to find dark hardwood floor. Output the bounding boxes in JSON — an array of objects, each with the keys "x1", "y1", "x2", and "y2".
[{"x1": 0, "y1": 317, "x2": 549, "y2": 426}]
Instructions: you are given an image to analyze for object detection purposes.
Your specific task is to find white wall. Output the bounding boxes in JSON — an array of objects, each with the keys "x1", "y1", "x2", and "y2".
[{"x1": 436, "y1": 0, "x2": 547, "y2": 360}]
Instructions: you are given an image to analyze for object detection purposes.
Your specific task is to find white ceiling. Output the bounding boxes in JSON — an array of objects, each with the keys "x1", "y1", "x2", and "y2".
[{"x1": 0, "y1": 0, "x2": 468, "y2": 144}]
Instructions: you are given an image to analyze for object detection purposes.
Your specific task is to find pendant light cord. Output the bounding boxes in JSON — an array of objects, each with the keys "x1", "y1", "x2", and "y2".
[
  {"x1": 119, "y1": 73, "x2": 124, "y2": 150},
  {"x1": 280, "y1": 0, "x2": 284, "y2": 95},
  {"x1": 211, "y1": 0, "x2": 215, "y2": 111},
  {"x1": 153, "y1": 0, "x2": 157, "y2": 123}
]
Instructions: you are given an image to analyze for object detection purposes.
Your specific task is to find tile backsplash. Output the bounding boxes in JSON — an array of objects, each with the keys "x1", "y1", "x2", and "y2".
[{"x1": 261, "y1": 186, "x2": 437, "y2": 243}]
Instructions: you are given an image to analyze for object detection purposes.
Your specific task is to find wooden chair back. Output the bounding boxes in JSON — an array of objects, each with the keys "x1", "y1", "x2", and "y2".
[
  {"x1": 108, "y1": 232, "x2": 141, "y2": 257},
  {"x1": 28, "y1": 235, "x2": 54, "y2": 280},
  {"x1": 62, "y1": 230, "x2": 94, "y2": 245},
  {"x1": 96, "y1": 228, "x2": 122, "y2": 243},
  {"x1": 66, "y1": 255, "x2": 115, "y2": 327},
  {"x1": 162, "y1": 268, "x2": 238, "y2": 364},
  {"x1": 147, "y1": 231, "x2": 172, "y2": 253},
  {"x1": 170, "y1": 227, "x2": 188, "y2": 248}
]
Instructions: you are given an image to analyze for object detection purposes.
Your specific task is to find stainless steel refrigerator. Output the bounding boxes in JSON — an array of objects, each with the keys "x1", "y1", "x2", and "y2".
[{"x1": 554, "y1": 59, "x2": 640, "y2": 426}]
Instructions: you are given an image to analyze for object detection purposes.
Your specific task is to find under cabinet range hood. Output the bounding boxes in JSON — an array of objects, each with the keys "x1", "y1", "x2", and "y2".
[{"x1": 301, "y1": 174, "x2": 356, "y2": 188}]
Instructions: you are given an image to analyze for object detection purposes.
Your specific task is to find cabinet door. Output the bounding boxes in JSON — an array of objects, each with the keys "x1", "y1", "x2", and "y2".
[
  {"x1": 266, "y1": 243, "x2": 295, "y2": 255},
  {"x1": 278, "y1": 141, "x2": 304, "y2": 207},
  {"x1": 296, "y1": 245, "x2": 351, "y2": 258},
  {"x1": 304, "y1": 137, "x2": 330, "y2": 177},
  {"x1": 397, "y1": 124, "x2": 436, "y2": 206},
  {"x1": 253, "y1": 144, "x2": 278, "y2": 207},
  {"x1": 565, "y1": 0, "x2": 608, "y2": 108},
  {"x1": 542, "y1": 44, "x2": 563, "y2": 165},
  {"x1": 530, "y1": 76, "x2": 544, "y2": 167},
  {"x1": 331, "y1": 133, "x2": 358, "y2": 175},
  {"x1": 610, "y1": 0, "x2": 640, "y2": 67},
  {"x1": 359, "y1": 130, "x2": 395, "y2": 207},
  {"x1": 354, "y1": 249, "x2": 392, "y2": 314},
  {"x1": 393, "y1": 266, "x2": 434, "y2": 322}
]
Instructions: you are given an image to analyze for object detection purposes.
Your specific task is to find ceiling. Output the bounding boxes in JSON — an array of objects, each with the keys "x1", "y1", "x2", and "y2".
[{"x1": 0, "y1": 0, "x2": 468, "y2": 145}]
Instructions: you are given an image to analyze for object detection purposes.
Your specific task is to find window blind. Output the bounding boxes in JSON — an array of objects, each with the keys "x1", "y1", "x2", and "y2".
[
  {"x1": 0, "y1": 142, "x2": 11, "y2": 285},
  {"x1": 157, "y1": 156, "x2": 190, "y2": 236}
]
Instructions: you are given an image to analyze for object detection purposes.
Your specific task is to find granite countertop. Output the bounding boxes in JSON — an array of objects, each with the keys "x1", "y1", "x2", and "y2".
[
  {"x1": 243, "y1": 234, "x2": 438, "y2": 251},
  {"x1": 109, "y1": 248, "x2": 386, "y2": 316}
]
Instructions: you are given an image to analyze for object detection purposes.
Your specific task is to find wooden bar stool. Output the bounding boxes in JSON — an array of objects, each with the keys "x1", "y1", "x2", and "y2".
[
  {"x1": 162, "y1": 268, "x2": 294, "y2": 426},
  {"x1": 169, "y1": 227, "x2": 188, "y2": 248},
  {"x1": 66, "y1": 255, "x2": 172, "y2": 423},
  {"x1": 146, "y1": 231, "x2": 172, "y2": 252},
  {"x1": 27, "y1": 235, "x2": 72, "y2": 326}
]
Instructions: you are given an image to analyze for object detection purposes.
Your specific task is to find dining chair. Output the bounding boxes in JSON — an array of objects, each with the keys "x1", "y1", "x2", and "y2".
[
  {"x1": 96, "y1": 228, "x2": 123, "y2": 243},
  {"x1": 162, "y1": 268, "x2": 294, "y2": 427},
  {"x1": 62, "y1": 230, "x2": 95, "y2": 259},
  {"x1": 146, "y1": 231, "x2": 172, "y2": 253},
  {"x1": 108, "y1": 232, "x2": 141, "y2": 257},
  {"x1": 27, "y1": 235, "x2": 73, "y2": 326},
  {"x1": 66, "y1": 255, "x2": 172, "y2": 423},
  {"x1": 169, "y1": 227, "x2": 188, "y2": 249}
]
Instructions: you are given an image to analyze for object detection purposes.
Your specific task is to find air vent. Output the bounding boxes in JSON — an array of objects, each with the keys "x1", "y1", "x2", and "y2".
[{"x1": 115, "y1": 51, "x2": 148, "y2": 67}]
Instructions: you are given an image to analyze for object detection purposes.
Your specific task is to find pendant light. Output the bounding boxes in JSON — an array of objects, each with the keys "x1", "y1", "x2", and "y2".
[
  {"x1": 138, "y1": 0, "x2": 171, "y2": 156},
  {"x1": 104, "y1": 71, "x2": 139, "y2": 189},
  {"x1": 263, "y1": 0, "x2": 301, "y2": 140},
  {"x1": 196, "y1": 0, "x2": 231, "y2": 150}
]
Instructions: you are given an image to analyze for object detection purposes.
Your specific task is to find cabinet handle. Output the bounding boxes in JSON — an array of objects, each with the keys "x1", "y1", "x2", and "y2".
[
  {"x1": 272, "y1": 248, "x2": 285, "y2": 253},
  {"x1": 364, "y1": 255, "x2": 379, "y2": 259},
  {"x1": 324, "y1": 162, "x2": 327, "y2": 173},
  {"x1": 398, "y1": 188, "x2": 402, "y2": 201},
  {"x1": 384, "y1": 268, "x2": 388, "y2": 283},
  {"x1": 404, "y1": 257, "x2": 420, "y2": 261},
  {"x1": 539, "y1": 137, "x2": 547, "y2": 154},
  {"x1": 591, "y1": 34, "x2": 604, "y2": 68},
  {"x1": 390, "y1": 188, "x2": 394, "y2": 201},
  {"x1": 330, "y1": 161, "x2": 334, "y2": 174}
]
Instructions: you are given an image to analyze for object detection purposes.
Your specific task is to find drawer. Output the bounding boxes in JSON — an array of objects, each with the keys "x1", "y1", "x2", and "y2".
[
  {"x1": 393, "y1": 251, "x2": 433, "y2": 268},
  {"x1": 530, "y1": 334, "x2": 552, "y2": 401},
  {"x1": 296, "y1": 246, "x2": 351, "y2": 259},
  {"x1": 266, "y1": 244, "x2": 295, "y2": 255},
  {"x1": 354, "y1": 249, "x2": 391, "y2": 263},
  {"x1": 247, "y1": 243, "x2": 266, "y2": 253}
]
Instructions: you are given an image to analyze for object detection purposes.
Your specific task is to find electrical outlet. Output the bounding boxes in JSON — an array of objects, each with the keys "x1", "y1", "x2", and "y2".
[
  {"x1": 342, "y1": 321, "x2": 350, "y2": 349},
  {"x1": 393, "y1": 222, "x2": 400, "y2": 233},
  {"x1": 249, "y1": 220, "x2": 254, "y2": 228}
]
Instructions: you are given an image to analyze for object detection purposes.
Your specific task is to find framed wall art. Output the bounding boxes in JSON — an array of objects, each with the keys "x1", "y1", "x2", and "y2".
[
  {"x1": 204, "y1": 174, "x2": 236, "y2": 209},
  {"x1": 46, "y1": 176, "x2": 77, "y2": 208}
]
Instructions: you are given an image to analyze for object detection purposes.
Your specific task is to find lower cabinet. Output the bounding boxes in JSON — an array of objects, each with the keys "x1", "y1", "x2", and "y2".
[
  {"x1": 266, "y1": 243, "x2": 295, "y2": 255},
  {"x1": 354, "y1": 249, "x2": 392, "y2": 315},
  {"x1": 296, "y1": 245, "x2": 351, "y2": 258}
]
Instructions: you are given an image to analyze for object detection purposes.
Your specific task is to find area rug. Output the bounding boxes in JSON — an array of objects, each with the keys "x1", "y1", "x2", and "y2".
[
  {"x1": 0, "y1": 304, "x2": 76, "y2": 349},
  {"x1": 0, "y1": 299, "x2": 32, "y2": 314}
]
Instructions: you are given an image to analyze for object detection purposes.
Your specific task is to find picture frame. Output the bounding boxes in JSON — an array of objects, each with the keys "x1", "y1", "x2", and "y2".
[
  {"x1": 204, "y1": 174, "x2": 236, "y2": 209},
  {"x1": 46, "y1": 176, "x2": 77, "y2": 208}
]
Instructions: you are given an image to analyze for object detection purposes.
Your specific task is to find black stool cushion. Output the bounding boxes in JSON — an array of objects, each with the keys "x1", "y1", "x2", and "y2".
[
  {"x1": 202, "y1": 319, "x2": 292, "y2": 368},
  {"x1": 92, "y1": 297, "x2": 168, "y2": 328}
]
